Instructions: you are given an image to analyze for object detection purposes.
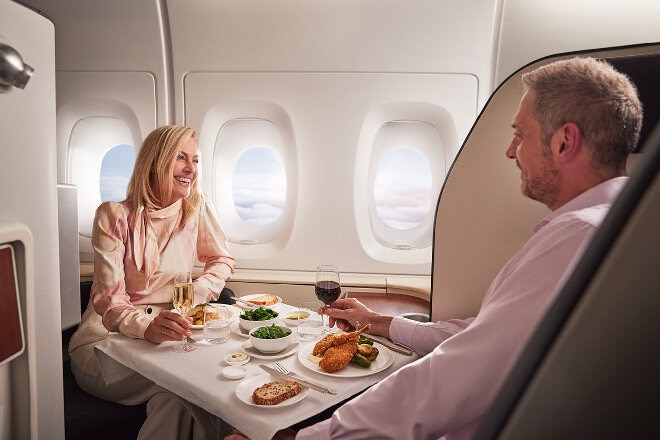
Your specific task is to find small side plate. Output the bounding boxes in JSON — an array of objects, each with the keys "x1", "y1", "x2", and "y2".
[{"x1": 235, "y1": 374, "x2": 308, "y2": 407}]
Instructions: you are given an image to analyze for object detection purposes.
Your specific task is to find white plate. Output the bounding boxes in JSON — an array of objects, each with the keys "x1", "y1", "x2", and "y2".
[
  {"x1": 241, "y1": 340, "x2": 300, "y2": 360},
  {"x1": 297, "y1": 342, "x2": 394, "y2": 377},
  {"x1": 189, "y1": 304, "x2": 241, "y2": 329},
  {"x1": 235, "y1": 294, "x2": 282, "y2": 309},
  {"x1": 230, "y1": 321, "x2": 250, "y2": 338},
  {"x1": 235, "y1": 374, "x2": 308, "y2": 408}
]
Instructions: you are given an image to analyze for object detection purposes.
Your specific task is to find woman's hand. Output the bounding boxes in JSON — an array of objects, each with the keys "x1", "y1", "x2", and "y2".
[
  {"x1": 322, "y1": 298, "x2": 393, "y2": 337},
  {"x1": 144, "y1": 309, "x2": 192, "y2": 344}
]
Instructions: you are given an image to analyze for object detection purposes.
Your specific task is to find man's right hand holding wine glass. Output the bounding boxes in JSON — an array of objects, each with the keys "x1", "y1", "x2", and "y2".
[{"x1": 322, "y1": 298, "x2": 394, "y2": 339}]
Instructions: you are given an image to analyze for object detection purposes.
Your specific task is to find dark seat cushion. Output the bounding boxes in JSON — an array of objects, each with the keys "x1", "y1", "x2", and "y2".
[{"x1": 63, "y1": 359, "x2": 146, "y2": 439}]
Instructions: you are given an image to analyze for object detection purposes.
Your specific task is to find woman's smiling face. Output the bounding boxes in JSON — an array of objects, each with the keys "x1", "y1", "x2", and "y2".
[{"x1": 165, "y1": 137, "x2": 199, "y2": 206}]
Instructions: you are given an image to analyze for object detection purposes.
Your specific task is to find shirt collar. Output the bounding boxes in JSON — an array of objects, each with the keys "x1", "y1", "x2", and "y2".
[
  {"x1": 146, "y1": 198, "x2": 183, "y2": 220},
  {"x1": 533, "y1": 176, "x2": 629, "y2": 233}
]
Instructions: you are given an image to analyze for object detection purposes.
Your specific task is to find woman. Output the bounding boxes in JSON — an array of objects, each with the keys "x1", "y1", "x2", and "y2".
[{"x1": 69, "y1": 125, "x2": 236, "y2": 439}]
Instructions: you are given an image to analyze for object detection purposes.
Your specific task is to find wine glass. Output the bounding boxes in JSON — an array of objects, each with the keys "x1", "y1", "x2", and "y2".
[
  {"x1": 315, "y1": 265, "x2": 342, "y2": 333},
  {"x1": 172, "y1": 271, "x2": 196, "y2": 352}
]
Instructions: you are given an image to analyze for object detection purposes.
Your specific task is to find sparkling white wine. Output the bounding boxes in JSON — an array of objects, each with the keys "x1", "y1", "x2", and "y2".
[{"x1": 173, "y1": 282, "x2": 194, "y2": 315}]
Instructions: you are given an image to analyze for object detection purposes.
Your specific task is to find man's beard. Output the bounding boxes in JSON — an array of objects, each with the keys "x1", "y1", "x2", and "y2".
[{"x1": 521, "y1": 157, "x2": 560, "y2": 208}]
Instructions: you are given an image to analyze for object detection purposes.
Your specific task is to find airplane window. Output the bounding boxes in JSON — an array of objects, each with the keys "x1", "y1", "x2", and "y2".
[
  {"x1": 99, "y1": 144, "x2": 135, "y2": 202},
  {"x1": 374, "y1": 147, "x2": 432, "y2": 231},
  {"x1": 368, "y1": 121, "x2": 445, "y2": 250},
  {"x1": 68, "y1": 116, "x2": 134, "y2": 237},
  {"x1": 212, "y1": 117, "x2": 294, "y2": 247},
  {"x1": 232, "y1": 146, "x2": 286, "y2": 225}
]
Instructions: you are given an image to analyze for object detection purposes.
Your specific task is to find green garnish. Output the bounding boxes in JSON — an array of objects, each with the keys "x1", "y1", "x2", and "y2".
[
  {"x1": 251, "y1": 324, "x2": 290, "y2": 339},
  {"x1": 358, "y1": 335, "x2": 374, "y2": 345},
  {"x1": 240, "y1": 307, "x2": 278, "y2": 321},
  {"x1": 350, "y1": 338, "x2": 378, "y2": 367}
]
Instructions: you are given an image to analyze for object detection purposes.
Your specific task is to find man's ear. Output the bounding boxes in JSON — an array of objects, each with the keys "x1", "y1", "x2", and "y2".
[{"x1": 555, "y1": 122, "x2": 581, "y2": 164}]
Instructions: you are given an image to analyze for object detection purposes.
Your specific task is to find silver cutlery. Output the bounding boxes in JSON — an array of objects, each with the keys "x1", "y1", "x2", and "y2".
[
  {"x1": 364, "y1": 333, "x2": 414, "y2": 356},
  {"x1": 260, "y1": 364, "x2": 337, "y2": 394}
]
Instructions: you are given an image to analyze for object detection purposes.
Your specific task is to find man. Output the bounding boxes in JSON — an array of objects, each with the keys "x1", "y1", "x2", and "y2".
[{"x1": 227, "y1": 57, "x2": 642, "y2": 440}]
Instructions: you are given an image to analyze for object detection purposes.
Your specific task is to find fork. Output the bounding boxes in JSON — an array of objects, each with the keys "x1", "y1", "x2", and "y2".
[
  {"x1": 272, "y1": 363, "x2": 338, "y2": 394},
  {"x1": 273, "y1": 362, "x2": 292, "y2": 375}
]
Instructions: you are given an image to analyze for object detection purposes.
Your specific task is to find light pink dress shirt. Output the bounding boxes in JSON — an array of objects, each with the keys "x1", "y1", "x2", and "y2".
[
  {"x1": 69, "y1": 196, "x2": 235, "y2": 358},
  {"x1": 297, "y1": 177, "x2": 627, "y2": 440}
]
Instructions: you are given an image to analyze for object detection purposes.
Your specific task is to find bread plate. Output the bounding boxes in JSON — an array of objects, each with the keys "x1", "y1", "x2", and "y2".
[
  {"x1": 235, "y1": 294, "x2": 282, "y2": 309},
  {"x1": 297, "y1": 342, "x2": 394, "y2": 377},
  {"x1": 235, "y1": 374, "x2": 308, "y2": 408},
  {"x1": 189, "y1": 304, "x2": 240, "y2": 330}
]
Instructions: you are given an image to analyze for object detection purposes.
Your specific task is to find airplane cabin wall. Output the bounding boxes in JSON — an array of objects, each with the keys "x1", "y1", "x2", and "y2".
[
  {"x1": 0, "y1": 1, "x2": 64, "y2": 438},
  {"x1": 22, "y1": 0, "x2": 501, "y2": 285},
  {"x1": 17, "y1": 0, "x2": 660, "y2": 318},
  {"x1": 169, "y1": 0, "x2": 499, "y2": 276},
  {"x1": 495, "y1": 0, "x2": 660, "y2": 86}
]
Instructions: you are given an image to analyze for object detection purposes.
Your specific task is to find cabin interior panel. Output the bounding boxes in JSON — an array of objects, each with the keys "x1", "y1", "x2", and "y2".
[{"x1": 0, "y1": 2, "x2": 63, "y2": 438}]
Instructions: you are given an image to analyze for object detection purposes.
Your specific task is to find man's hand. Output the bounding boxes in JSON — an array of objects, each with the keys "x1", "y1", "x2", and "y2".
[
  {"x1": 322, "y1": 298, "x2": 393, "y2": 337},
  {"x1": 144, "y1": 309, "x2": 192, "y2": 344}
]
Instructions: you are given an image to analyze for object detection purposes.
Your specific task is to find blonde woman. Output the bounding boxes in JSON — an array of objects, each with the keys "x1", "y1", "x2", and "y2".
[{"x1": 69, "y1": 125, "x2": 235, "y2": 439}]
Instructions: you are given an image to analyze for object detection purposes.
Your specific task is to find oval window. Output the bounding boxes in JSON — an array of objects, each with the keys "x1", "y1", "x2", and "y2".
[
  {"x1": 99, "y1": 144, "x2": 135, "y2": 202},
  {"x1": 374, "y1": 147, "x2": 432, "y2": 231},
  {"x1": 232, "y1": 146, "x2": 287, "y2": 225}
]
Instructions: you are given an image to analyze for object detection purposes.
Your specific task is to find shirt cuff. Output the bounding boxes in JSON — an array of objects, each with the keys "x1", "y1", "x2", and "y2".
[
  {"x1": 117, "y1": 312, "x2": 153, "y2": 339},
  {"x1": 388, "y1": 316, "x2": 418, "y2": 347}
]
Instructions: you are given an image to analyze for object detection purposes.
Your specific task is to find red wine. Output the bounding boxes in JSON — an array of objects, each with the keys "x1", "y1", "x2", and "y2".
[{"x1": 315, "y1": 280, "x2": 341, "y2": 304}]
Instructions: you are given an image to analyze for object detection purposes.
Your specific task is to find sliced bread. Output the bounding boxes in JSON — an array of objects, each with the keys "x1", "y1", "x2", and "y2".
[{"x1": 252, "y1": 380, "x2": 302, "y2": 405}]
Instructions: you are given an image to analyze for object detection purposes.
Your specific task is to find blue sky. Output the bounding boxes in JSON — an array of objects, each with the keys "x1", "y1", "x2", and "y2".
[{"x1": 100, "y1": 144, "x2": 135, "y2": 202}]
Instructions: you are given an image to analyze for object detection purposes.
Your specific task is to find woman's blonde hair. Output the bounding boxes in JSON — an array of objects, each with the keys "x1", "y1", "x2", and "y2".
[{"x1": 126, "y1": 125, "x2": 202, "y2": 228}]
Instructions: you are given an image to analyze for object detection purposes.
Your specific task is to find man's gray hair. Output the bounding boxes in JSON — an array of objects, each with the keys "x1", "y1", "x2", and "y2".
[{"x1": 522, "y1": 57, "x2": 643, "y2": 173}]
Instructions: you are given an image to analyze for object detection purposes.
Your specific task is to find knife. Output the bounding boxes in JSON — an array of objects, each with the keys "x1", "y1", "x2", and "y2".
[
  {"x1": 364, "y1": 334, "x2": 414, "y2": 356},
  {"x1": 259, "y1": 364, "x2": 338, "y2": 395},
  {"x1": 233, "y1": 297, "x2": 258, "y2": 308}
]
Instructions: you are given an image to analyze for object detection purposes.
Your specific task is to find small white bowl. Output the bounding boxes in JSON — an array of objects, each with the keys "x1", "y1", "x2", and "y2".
[
  {"x1": 224, "y1": 352, "x2": 250, "y2": 366},
  {"x1": 222, "y1": 365, "x2": 247, "y2": 380},
  {"x1": 248, "y1": 325, "x2": 293, "y2": 353},
  {"x1": 239, "y1": 309, "x2": 279, "y2": 332}
]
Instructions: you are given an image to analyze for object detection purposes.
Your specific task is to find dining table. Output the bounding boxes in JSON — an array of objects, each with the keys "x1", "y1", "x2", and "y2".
[{"x1": 94, "y1": 300, "x2": 420, "y2": 440}]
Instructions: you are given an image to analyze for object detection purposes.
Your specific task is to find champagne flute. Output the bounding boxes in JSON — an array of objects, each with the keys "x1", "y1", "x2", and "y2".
[
  {"x1": 315, "y1": 265, "x2": 342, "y2": 333},
  {"x1": 172, "y1": 271, "x2": 196, "y2": 352}
]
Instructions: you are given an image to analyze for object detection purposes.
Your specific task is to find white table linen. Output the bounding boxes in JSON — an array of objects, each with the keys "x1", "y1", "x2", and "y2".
[{"x1": 94, "y1": 302, "x2": 419, "y2": 440}]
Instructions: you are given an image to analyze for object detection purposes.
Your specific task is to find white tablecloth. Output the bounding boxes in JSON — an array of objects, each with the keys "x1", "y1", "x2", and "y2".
[{"x1": 94, "y1": 303, "x2": 419, "y2": 440}]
